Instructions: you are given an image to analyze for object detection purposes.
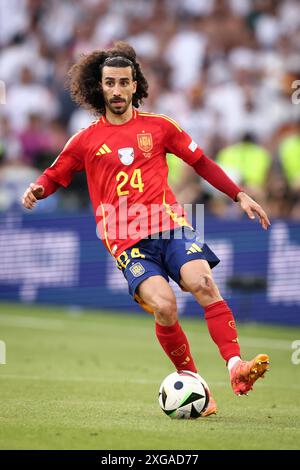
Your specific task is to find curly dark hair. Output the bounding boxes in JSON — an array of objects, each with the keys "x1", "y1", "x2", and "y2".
[{"x1": 68, "y1": 42, "x2": 149, "y2": 116}]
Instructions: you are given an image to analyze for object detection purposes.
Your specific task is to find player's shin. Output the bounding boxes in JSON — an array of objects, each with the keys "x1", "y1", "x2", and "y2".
[
  {"x1": 204, "y1": 300, "x2": 241, "y2": 363},
  {"x1": 155, "y1": 321, "x2": 197, "y2": 373}
]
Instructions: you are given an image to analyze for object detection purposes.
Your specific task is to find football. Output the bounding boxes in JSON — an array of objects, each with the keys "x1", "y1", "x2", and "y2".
[{"x1": 158, "y1": 370, "x2": 210, "y2": 419}]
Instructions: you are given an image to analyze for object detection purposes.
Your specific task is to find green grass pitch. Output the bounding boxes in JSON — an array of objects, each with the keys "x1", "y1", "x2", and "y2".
[{"x1": 0, "y1": 302, "x2": 300, "y2": 450}]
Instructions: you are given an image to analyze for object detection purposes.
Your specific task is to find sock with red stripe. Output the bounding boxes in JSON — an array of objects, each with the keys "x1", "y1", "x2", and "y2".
[
  {"x1": 155, "y1": 321, "x2": 197, "y2": 373},
  {"x1": 204, "y1": 300, "x2": 241, "y2": 363}
]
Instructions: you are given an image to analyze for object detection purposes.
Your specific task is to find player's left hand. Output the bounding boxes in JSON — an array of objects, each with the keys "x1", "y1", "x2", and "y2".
[{"x1": 237, "y1": 192, "x2": 271, "y2": 230}]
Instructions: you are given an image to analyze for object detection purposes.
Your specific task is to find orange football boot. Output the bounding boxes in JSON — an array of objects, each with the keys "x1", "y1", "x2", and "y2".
[
  {"x1": 201, "y1": 393, "x2": 217, "y2": 417},
  {"x1": 230, "y1": 354, "x2": 270, "y2": 396}
]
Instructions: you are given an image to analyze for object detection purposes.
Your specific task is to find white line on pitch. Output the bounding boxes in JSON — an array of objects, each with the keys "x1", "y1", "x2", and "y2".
[
  {"x1": 0, "y1": 314, "x2": 64, "y2": 330},
  {"x1": 1, "y1": 374, "x2": 299, "y2": 390},
  {"x1": 0, "y1": 313, "x2": 295, "y2": 350}
]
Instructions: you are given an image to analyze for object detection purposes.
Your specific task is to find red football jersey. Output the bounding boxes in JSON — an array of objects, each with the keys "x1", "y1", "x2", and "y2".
[{"x1": 44, "y1": 110, "x2": 204, "y2": 257}]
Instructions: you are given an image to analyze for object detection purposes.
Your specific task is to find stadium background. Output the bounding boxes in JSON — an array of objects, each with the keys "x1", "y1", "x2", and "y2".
[
  {"x1": 1, "y1": 0, "x2": 300, "y2": 452},
  {"x1": 1, "y1": 0, "x2": 300, "y2": 325}
]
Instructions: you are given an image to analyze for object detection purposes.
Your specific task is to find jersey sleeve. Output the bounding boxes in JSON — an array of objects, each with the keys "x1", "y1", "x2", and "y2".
[
  {"x1": 162, "y1": 116, "x2": 204, "y2": 166},
  {"x1": 44, "y1": 130, "x2": 85, "y2": 187}
]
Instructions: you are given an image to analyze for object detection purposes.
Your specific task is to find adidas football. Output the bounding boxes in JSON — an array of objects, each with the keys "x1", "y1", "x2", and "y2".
[{"x1": 158, "y1": 370, "x2": 210, "y2": 419}]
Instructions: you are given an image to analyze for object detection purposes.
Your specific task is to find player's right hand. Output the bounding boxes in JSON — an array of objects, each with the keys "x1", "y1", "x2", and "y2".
[{"x1": 22, "y1": 183, "x2": 45, "y2": 210}]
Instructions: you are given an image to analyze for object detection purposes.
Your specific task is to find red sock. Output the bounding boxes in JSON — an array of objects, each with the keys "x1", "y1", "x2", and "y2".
[
  {"x1": 204, "y1": 300, "x2": 241, "y2": 363},
  {"x1": 155, "y1": 321, "x2": 197, "y2": 373}
]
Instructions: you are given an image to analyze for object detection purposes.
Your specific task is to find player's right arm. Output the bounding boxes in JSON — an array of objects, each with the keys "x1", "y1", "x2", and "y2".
[{"x1": 22, "y1": 130, "x2": 85, "y2": 210}]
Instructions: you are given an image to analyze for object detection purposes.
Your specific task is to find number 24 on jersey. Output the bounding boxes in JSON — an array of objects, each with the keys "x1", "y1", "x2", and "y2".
[{"x1": 116, "y1": 169, "x2": 144, "y2": 196}]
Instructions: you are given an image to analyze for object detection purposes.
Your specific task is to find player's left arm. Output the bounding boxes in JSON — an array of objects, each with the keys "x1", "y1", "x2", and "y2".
[
  {"x1": 235, "y1": 191, "x2": 271, "y2": 230},
  {"x1": 163, "y1": 117, "x2": 270, "y2": 231},
  {"x1": 193, "y1": 155, "x2": 271, "y2": 230}
]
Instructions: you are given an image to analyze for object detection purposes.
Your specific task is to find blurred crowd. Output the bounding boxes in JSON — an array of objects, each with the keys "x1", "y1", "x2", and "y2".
[{"x1": 1, "y1": 0, "x2": 300, "y2": 220}]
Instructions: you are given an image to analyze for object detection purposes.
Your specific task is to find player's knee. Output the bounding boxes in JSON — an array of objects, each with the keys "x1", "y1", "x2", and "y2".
[
  {"x1": 151, "y1": 294, "x2": 177, "y2": 325},
  {"x1": 188, "y1": 274, "x2": 220, "y2": 300}
]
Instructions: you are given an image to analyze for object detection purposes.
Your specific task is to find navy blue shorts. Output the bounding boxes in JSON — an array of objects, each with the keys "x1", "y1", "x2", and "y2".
[{"x1": 116, "y1": 227, "x2": 220, "y2": 299}]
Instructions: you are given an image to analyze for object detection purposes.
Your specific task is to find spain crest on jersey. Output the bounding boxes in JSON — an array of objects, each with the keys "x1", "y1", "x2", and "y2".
[{"x1": 137, "y1": 133, "x2": 153, "y2": 152}]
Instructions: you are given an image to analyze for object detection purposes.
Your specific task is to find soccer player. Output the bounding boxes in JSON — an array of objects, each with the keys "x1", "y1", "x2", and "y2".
[{"x1": 22, "y1": 42, "x2": 270, "y2": 417}]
